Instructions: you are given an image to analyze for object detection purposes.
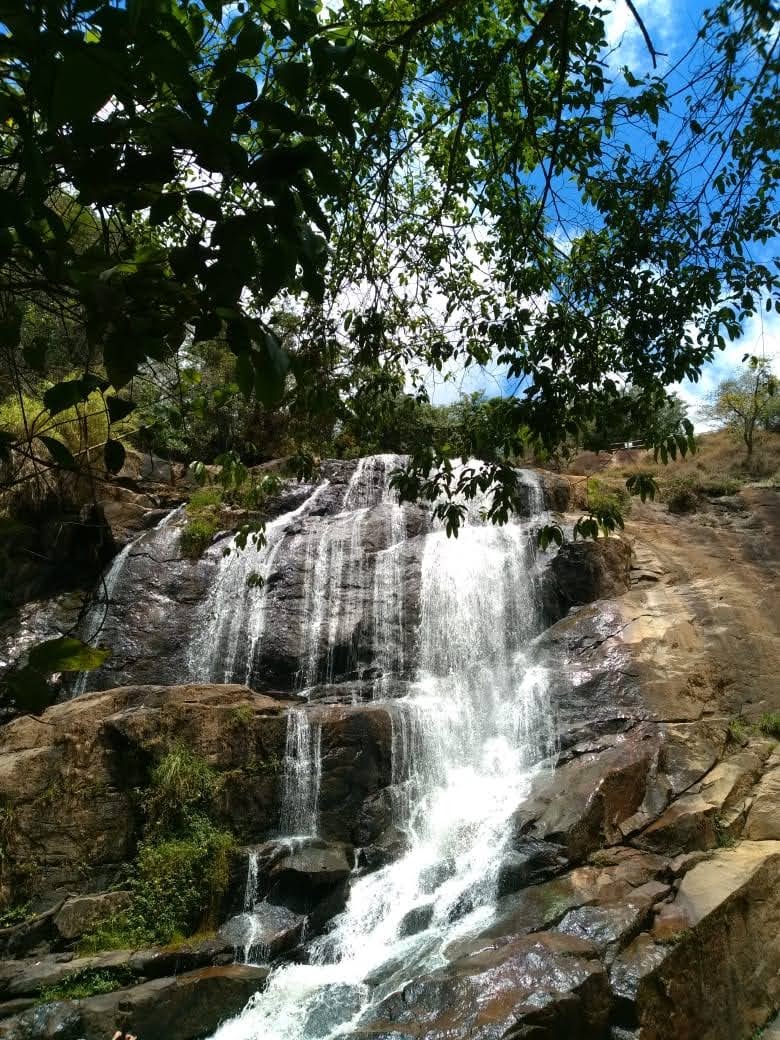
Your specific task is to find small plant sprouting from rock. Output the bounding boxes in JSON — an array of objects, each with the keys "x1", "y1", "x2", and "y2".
[
  {"x1": 144, "y1": 745, "x2": 219, "y2": 835},
  {"x1": 715, "y1": 818, "x2": 737, "y2": 848},
  {"x1": 228, "y1": 704, "x2": 255, "y2": 729},
  {"x1": 727, "y1": 717, "x2": 750, "y2": 744}
]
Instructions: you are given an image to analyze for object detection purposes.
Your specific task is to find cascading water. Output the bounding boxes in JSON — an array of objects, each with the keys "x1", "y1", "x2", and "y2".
[
  {"x1": 209, "y1": 465, "x2": 556, "y2": 1040},
  {"x1": 296, "y1": 454, "x2": 407, "y2": 691},
  {"x1": 188, "y1": 483, "x2": 332, "y2": 684},
  {"x1": 279, "y1": 708, "x2": 322, "y2": 837}
]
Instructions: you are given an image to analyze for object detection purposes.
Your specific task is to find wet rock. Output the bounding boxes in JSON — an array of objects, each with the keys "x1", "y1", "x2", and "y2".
[
  {"x1": 315, "y1": 704, "x2": 394, "y2": 845},
  {"x1": 77, "y1": 965, "x2": 267, "y2": 1040},
  {"x1": 0, "y1": 999, "x2": 83, "y2": 1040},
  {"x1": 398, "y1": 903, "x2": 434, "y2": 938},
  {"x1": 265, "y1": 838, "x2": 354, "y2": 919},
  {"x1": 53, "y1": 891, "x2": 132, "y2": 944},
  {"x1": 450, "y1": 850, "x2": 667, "y2": 958},
  {"x1": 0, "y1": 941, "x2": 236, "y2": 1001},
  {"x1": 610, "y1": 841, "x2": 780, "y2": 1038},
  {"x1": 542, "y1": 537, "x2": 632, "y2": 621},
  {"x1": 496, "y1": 839, "x2": 568, "y2": 897},
  {"x1": 510, "y1": 727, "x2": 661, "y2": 862},
  {"x1": 359, "y1": 932, "x2": 610, "y2": 1040},
  {"x1": 555, "y1": 881, "x2": 669, "y2": 964},
  {"x1": 218, "y1": 904, "x2": 304, "y2": 961}
]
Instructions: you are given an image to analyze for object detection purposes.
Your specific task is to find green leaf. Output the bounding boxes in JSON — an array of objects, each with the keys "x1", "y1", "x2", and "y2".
[
  {"x1": 50, "y1": 49, "x2": 119, "y2": 126},
  {"x1": 235, "y1": 351, "x2": 254, "y2": 400},
  {"x1": 149, "y1": 192, "x2": 183, "y2": 225},
  {"x1": 235, "y1": 21, "x2": 265, "y2": 59},
  {"x1": 217, "y1": 71, "x2": 258, "y2": 106},
  {"x1": 104, "y1": 438, "x2": 126, "y2": 473},
  {"x1": 39, "y1": 436, "x2": 77, "y2": 470},
  {"x1": 187, "y1": 190, "x2": 222, "y2": 221},
  {"x1": 255, "y1": 332, "x2": 289, "y2": 407},
  {"x1": 323, "y1": 89, "x2": 355, "y2": 139},
  {"x1": 341, "y1": 73, "x2": 383, "y2": 111},
  {"x1": 43, "y1": 379, "x2": 86, "y2": 416},
  {"x1": 29, "y1": 637, "x2": 111, "y2": 673},
  {"x1": 106, "y1": 396, "x2": 136, "y2": 423},
  {"x1": 5, "y1": 666, "x2": 55, "y2": 714},
  {"x1": 274, "y1": 62, "x2": 310, "y2": 102}
]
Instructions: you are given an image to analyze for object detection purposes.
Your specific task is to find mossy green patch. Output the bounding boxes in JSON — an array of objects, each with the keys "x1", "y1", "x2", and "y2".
[{"x1": 39, "y1": 966, "x2": 136, "y2": 1002}]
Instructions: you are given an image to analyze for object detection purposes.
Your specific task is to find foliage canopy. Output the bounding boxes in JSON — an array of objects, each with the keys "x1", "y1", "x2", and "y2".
[{"x1": 0, "y1": 0, "x2": 778, "y2": 525}]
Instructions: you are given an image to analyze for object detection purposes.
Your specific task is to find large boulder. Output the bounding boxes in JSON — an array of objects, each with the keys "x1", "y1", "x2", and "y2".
[
  {"x1": 358, "y1": 932, "x2": 611, "y2": 1040},
  {"x1": 541, "y1": 537, "x2": 633, "y2": 622},
  {"x1": 510, "y1": 726, "x2": 663, "y2": 863},
  {"x1": 610, "y1": 842, "x2": 780, "y2": 1038}
]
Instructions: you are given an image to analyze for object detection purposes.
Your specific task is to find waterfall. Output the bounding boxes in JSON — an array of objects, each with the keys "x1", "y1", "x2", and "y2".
[
  {"x1": 209, "y1": 467, "x2": 555, "y2": 1040},
  {"x1": 279, "y1": 709, "x2": 322, "y2": 837},
  {"x1": 187, "y1": 482, "x2": 331, "y2": 684},
  {"x1": 297, "y1": 454, "x2": 406, "y2": 691}
]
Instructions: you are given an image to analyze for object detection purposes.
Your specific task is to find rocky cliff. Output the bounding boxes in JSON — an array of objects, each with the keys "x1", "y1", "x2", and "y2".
[{"x1": 0, "y1": 459, "x2": 777, "y2": 1040}]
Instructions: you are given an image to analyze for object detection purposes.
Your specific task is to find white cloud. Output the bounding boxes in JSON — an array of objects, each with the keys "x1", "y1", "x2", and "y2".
[{"x1": 591, "y1": 0, "x2": 678, "y2": 73}]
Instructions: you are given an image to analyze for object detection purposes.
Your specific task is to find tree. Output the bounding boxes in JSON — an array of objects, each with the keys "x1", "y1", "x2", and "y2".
[
  {"x1": 705, "y1": 358, "x2": 778, "y2": 458},
  {"x1": 0, "y1": 0, "x2": 778, "y2": 524},
  {"x1": 581, "y1": 389, "x2": 689, "y2": 452}
]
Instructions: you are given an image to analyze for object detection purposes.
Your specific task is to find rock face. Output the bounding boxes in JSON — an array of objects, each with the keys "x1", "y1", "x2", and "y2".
[
  {"x1": 0, "y1": 965, "x2": 268, "y2": 1040},
  {"x1": 611, "y1": 842, "x2": 780, "y2": 1038},
  {"x1": 0, "y1": 685, "x2": 395, "y2": 904},
  {"x1": 1, "y1": 462, "x2": 779, "y2": 1040}
]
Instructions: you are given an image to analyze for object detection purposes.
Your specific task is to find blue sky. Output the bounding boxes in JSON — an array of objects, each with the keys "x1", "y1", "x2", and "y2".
[{"x1": 424, "y1": 0, "x2": 779, "y2": 430}]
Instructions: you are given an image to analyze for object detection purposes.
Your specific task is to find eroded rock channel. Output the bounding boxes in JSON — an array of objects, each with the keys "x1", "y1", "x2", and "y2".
[{"x1": 0, "y1": 456, "x2": 778, "y2": 1040}]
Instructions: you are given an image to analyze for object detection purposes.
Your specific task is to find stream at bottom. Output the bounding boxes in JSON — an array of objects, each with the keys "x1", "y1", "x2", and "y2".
[{"x1": 210, "y1": 517, "x2": 555, "y2": 1040}]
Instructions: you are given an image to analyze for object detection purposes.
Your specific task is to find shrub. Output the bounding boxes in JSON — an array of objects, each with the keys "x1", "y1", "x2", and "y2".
[
  {"x1": 758, "y1": 712, "x2": 780, "y2": 739},
  {"x1": 727, "y1": 717, "x2": 750, "y2": 743},
  {"x1": 664, "y1": 474, "x2": 701, "y2": 513},
  {"x1": 0, "y1": 902, "x2": 33, "y2": 928},
  {"x1": 235, "y1": 473, "x2": 283, "y2": 510},
  {"x1": 587, "y1": 477, "x2": 631, "y2": 516},
  {"x1": 228, "y1": 704, "x2": 254, "y2": 728},
  {"x1": 180, "y1": 515, "x2": 220, "y2": 557},
  {"x1": 188, "y1": 487, "x2": 223, "y2": 510},
  {"x1": 699, "y1": 475, "x2": 741, "y2": 497},
  {"x1": 80, "y1": 818, "x2": 235, "y2": 952},
  {"x1": 80, "y1": 747, "x2": 234, "y2": 953},
  {"x1": 180, "y1": 486, "x2": 224, "y2": 557}
]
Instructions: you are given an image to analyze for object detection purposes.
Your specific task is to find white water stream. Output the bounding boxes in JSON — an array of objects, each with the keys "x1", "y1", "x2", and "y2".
[{"x1": 209, "y1": 461, "x2": 555, "y2": 1040}]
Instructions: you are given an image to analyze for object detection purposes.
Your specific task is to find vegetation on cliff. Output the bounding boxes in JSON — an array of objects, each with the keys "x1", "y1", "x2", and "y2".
[{"x1": 81, "y1": 746, "x2": 235, "y2": 953}]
